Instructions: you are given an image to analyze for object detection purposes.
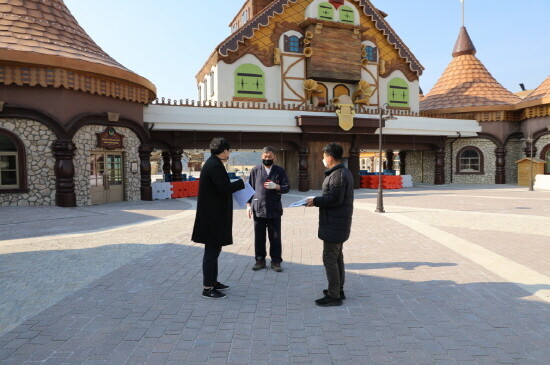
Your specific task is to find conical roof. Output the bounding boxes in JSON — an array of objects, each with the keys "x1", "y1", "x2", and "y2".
[
  {"x1": 421, "y1": 27, "x2": 520, "y2": 112},
  {"x1": 0, "y1": 0, "x2": 155, "y2": 102},
  {"x1": 521, "y1": 76, "x2": 550, "y2": 103}
]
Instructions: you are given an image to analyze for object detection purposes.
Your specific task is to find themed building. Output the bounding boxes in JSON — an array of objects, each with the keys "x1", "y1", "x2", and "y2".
[
  {"x1": 420, "y1": 26, "x2": 550, "y2": 185},
  {"x1": 1, "y1": 0, "x2": 548, "y2": 207},
  {"x1": 0, "y1": 0, "x2": 156, "y2": 207}
]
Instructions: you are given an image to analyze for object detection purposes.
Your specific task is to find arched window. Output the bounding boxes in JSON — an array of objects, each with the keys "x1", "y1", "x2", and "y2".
[
  {"x1": 333, "y1": 84, "x2": 350, "y2": 99},
  {"x1": 388, "y1": 78, "x2": 409, "y2": 108},
  {"x1": 318, "y1": 2, "x2": 334, "y2": 21},
  {"x1": 284, "y1": 35, "x2": 303, "y2": 53},
  {"x1": 0, "y1": 129, "x2": 26, "y2": 191},
  {"x1": 338, "y1": 5, "x2": 355, "y2": 24},
  {"x1": 457, "y1": 146, "x2": 484, "y2": 174},
  {"x1": 365, "y1": 46, "x2": 378, "y2": 62},
  {"x1": 234, "y1": 64, "x2": 265, "y2": 99},
  {"x1": 316, "y1": 83, "x2": 328, "y2": 101}
]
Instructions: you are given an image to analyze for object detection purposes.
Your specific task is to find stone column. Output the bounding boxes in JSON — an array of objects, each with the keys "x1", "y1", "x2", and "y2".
[
  {"x1": 298, "y1": 148, "x2": 309, "y2": 192},
  {"x1": 170, "y1": 148, "x2": 183, "y2": 182},
  {"x1": 434, "y1": 148, "x2": 445, "y2": 185},
  {"x1": 495, "y1": 146, "x2": 506, "y2": 184},
  {"x1": 348, "y1": 146, "x2": 360, "y2": 189},
  {"x1": 139, "y1": 145, "x2": 153, "y2": 201},
  {"x1": 52, "y1": 140, "x2": 77, "y2": 207},
  {"x1": 398, "y1": 151, "x2": 406, "y2": 175}
]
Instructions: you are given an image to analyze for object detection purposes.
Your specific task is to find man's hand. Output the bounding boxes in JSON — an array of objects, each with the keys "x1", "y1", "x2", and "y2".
[
  {"x1": 247, "y1": 205, "x2": 252, "y2": 219},
  {"x1": 305, "y1": 198, "x2": 315, "y2": 207},
  {"x1": 264, "y1": 181, "x2": 277, "y2": 190}
]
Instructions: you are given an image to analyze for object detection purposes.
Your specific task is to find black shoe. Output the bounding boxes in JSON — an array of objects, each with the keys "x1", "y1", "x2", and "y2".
[
  {"x1": 213, "y1": 282, "x2": 229, "y2": 291},
  {"x1": 202, "y1": 288, "x2": 226, "y2": 299},
  {"x1": 270, "y1": 262, "x2": 283, "y2": 272},
  {"x1": 252, "y1": 260, "x2": 266, "y2": 271},
  {"x1": 315, "y1": 295, "x2": 343, "y2": 307},
  {"x1": 323, "y1": 289, "x2": 345, "y2": 300}
]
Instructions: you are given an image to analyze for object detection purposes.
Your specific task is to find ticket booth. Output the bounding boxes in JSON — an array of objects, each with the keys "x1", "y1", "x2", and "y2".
[{"x1": 514, "y1": 158, "x2": 546, "y2": 186}]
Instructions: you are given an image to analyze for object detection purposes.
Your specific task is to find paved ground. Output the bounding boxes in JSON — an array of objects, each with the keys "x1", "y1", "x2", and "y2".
[{"x1": 0, "y1": 184, "x2": 549, "y2": 364}]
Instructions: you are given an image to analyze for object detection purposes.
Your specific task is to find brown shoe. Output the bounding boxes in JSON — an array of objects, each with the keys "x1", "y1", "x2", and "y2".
[
  {"x1": 270, "y1": 262, "x2": 283, "y2": 272},
  {"x1": 252, "y1": 260, "x2": 266, "y2": 271}
]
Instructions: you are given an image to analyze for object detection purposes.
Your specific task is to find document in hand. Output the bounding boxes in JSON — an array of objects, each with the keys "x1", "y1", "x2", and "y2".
[
  {"x1": 233, "y1": 181, "x2": 255, "y2": 208},
  {"x1": 288, "y1": 196, "x2": 315, "y2": 207}
]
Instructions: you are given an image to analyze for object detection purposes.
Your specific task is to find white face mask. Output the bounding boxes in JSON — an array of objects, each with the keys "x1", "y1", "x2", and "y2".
[{"x1": 322, "y1": 158, "x2": 328, "y2": 168}]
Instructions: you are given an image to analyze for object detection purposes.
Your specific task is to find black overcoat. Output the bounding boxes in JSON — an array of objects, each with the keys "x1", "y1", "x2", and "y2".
[
  {"x1": 313, "y1": 164, "x2": 354, "y2": 243},
  {"x1": 248, "y1": 164, "x2": 290, "y2": 218},
  {"x1": 192, "y1": 155, "x2": 245, "y2": 246}
]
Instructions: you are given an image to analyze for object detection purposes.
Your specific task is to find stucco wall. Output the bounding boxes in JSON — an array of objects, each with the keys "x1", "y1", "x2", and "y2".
[
  {"x1": 73, "y1": 125, "x2": 141, "y2": 206},
  {"x1": 0, "y1": 118, "x2": 56, "y2": 206}
]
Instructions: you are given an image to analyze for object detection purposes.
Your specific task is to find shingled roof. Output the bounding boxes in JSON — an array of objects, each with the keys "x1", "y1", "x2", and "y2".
[
  {"x1": 217, "y1": 0, "x2": 423, "y2": 76},
  {"x1": 421, "y1": 27, "x2": 521, "y2": 112},
  {"x1": 0, "y1": 0, "x2": 156, "y2": 103},
  {"x1": 521, "y1": 76, "x2": 550, "y2": 103}
]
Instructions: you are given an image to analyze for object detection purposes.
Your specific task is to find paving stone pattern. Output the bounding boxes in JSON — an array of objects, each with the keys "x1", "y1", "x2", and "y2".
[{"x1": 0, "y1": 184, "x2": 549, "y2": 364}]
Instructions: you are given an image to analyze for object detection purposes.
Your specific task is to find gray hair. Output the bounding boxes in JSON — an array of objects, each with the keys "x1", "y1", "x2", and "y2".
[{"x1": 262, "y1": 146, "x2": 277, "y2": 154}]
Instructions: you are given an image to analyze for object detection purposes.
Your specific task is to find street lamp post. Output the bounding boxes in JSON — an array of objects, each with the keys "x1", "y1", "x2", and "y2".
[
  {"x1": 375, "y1": 104, "x2": 395, "y2": 213},
  {"x1": 528, "y1": 135, "x2": 534, "y2": 191}
]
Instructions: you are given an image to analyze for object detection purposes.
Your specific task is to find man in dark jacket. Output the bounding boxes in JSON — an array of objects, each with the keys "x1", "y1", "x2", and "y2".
[
  {"x1": 306, "y1": 143, "x2": 354, "y2": 307},
  {"x1": 247, "y1": 146, "x2": 290, "y2": 272},
  {"x1": 192, "y1": 137, "x2": 245, "y2": 299}
]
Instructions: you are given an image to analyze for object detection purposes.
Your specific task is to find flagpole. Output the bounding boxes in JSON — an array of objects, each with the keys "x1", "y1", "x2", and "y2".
[{"x1": 461, "y1": 0, "x2": 465, "y2": 27}]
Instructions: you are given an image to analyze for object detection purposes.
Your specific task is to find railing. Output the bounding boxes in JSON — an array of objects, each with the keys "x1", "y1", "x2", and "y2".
[{"x1": 150, "y1": 98, "x2": 422, "y2": 117}]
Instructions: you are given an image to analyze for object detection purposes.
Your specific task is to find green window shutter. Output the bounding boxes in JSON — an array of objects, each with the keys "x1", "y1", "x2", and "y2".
[
  {"x1": 339, "y1": 6, "x2": 355, "y2": 24},
  {"x1": 318, "y1": 2, "x2": 334, "y2": 21},
  {"x1": 235, "y1": 64, "x2": 265, "y2": 98},
  {"x1": 388, "y1": 78, "x2": 409, "y2": 107}
]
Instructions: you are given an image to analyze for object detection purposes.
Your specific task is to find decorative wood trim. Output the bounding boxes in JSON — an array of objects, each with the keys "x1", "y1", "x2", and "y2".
[
  {"x1": 232, "y1": 97, "x2": 268, "y2": 102},
  {"x1": 0, "y1": 62, "x2": 155, "y2": 104},
  {"x1": 379, "y1": 58, "x2": 418, "y2": 82}
]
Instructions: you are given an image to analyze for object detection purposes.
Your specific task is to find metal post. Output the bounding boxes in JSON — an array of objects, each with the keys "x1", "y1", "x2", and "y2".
[
  {"x1": 375, "y1": 107, "x2": 385, "y2": 213},
  {"x1": 529, "y1": 137, "x2": 534, "y2": 191}
]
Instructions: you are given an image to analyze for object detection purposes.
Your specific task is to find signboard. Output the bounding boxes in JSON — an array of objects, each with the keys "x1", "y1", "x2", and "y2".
[{"x1": 97, "y1": 127, "x2": 124, "y2": 150}]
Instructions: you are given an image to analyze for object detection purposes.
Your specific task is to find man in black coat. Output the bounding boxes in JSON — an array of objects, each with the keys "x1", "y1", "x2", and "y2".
[
  {"x1": 192, "y1": 137, "x2": 245, "y2": 299},
  {"x1": 247, "y1": 146, "x2": 290, "y2": 272},
  {"x1": 306, "y1": 143, "x2": 354, "y2": 307}
]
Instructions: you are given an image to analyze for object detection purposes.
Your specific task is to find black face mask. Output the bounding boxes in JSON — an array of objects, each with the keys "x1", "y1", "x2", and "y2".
[{"x1": 262, "y1": 159, "x2": 274, "y2": 166}]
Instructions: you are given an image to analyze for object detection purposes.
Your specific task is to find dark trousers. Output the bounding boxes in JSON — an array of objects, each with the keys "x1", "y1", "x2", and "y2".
[
  {"x1": 253, "y1": 216, "x2": 282, "y2": 263},
  {"x1": 203, "y1": 244, "x2": 222, "y2": 287},
  {"x1": 323, "y1": 242, "x2": 345, "y2": 299}
]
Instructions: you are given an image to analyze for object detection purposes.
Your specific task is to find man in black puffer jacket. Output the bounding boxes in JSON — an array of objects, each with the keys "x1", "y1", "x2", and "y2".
[{"x1": 306, "y1": 143, "x2": 354, "y2": 307}]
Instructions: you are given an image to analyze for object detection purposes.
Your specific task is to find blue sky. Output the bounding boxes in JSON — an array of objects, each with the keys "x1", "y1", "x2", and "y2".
[{"x1": 64, "y1": 0, "x2": 549, "y2": 99}]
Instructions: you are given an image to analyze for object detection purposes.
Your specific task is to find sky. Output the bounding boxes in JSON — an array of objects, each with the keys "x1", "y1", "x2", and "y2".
[{"x1": 64, "y1": 0, "x2": 549, "y2": 100}]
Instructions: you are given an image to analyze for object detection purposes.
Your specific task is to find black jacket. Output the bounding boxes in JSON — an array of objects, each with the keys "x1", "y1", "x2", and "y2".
[
  {"x1": 248, "y1": 164, "x2": 290, "y2": 218},
  {"x1": 192, "y1": 155, "x2": 244, "y2": 246},
  {"x1": 313, "y1": 164, "x2": 354, "y2": 243}
]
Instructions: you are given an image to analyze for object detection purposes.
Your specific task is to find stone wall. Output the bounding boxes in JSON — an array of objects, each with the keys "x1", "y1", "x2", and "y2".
[
  {"x1": 0, "y1": 118, "x2": 57, "y2": 206},
  {"x1": 405, "y1": 151, "x2": 435, "y2": 184},
  {"x1": 444, "y1": 138, "x2": 496, "y2": 184},
  {"x1": 505, "y1": 137, "x2": 522, "y2": 184},
  {"x1": 73, "y1": 125, "x2": 141, "y2": 206}
]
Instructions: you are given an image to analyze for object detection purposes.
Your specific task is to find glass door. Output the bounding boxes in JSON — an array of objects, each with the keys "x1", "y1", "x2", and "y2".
[{"x1": 90, "y1": 152, "x2": 124, "y2": 204}]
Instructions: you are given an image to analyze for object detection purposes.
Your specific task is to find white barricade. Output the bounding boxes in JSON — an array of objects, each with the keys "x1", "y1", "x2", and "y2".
[
  {"x1": 401, "y1": 175, "x2": 413, "y2": 188},
  {"x1": 152, "y1": 182, "x2": 173, "y2": 200},
  {"x1": 534, "y1": 174, "x2": 550, "y2": 190}
]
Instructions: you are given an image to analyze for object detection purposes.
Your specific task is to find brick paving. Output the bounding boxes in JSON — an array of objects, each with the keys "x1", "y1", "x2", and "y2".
[{"x1": 0, "y1": 184, "x2": 549, "y2": 364}]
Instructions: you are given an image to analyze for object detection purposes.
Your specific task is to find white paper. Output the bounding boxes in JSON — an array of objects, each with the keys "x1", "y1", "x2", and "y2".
[{"x1": 232, "y1": 181, "x2": 255, "y2": 208}]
